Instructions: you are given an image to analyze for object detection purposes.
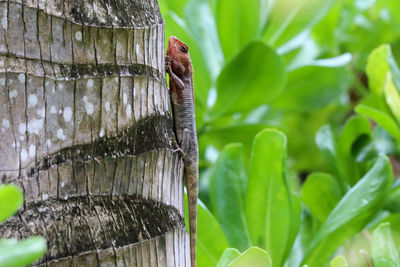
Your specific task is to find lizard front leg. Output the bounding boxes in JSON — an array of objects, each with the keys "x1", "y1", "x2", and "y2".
[{"x1": 166, "y1": 56, "x2": 185, "y2": 90}]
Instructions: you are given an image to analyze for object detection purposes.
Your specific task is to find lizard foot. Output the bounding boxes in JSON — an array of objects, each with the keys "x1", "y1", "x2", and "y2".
[{"x1": 170, "y1": 137, "x2": 184, "y2": 157}]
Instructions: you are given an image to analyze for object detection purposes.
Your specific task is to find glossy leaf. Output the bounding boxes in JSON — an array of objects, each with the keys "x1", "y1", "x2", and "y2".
[
  {"x1": 355, "y1": 104, "x2": 400, "y2": 143},
  {"x1": 216, "y1": 248, "x2": 241, "y2": 267},
  {"x1": 303, "y1": 156, "x2": 393, "y2": 266},
  {"x1": 0, "y1": 237, "x2": 46, "y2": 267},
  {"x1": 272, "y1": 65, "x2": 350, "y2": 111},
  {"x1": 228, "y1": 247, "x2": 272, "y2": 267},
  {"x1": 372, "y1": 222, "x2": 400, "y2": 267},
  {"x1": 184, "y1": 194, "x2": 230, "y2": 266},
  {"x1": 0, "y1": 184, "x2": 23, "y2": 224},
  {"x1": 330, "y1": 256, "x2": 348, "y2": 267},
  {"x1": 262, "y1": 0, "x2": 335, "y2": 49},
  {"x1": 302, "y1": 173, "x2": 342, "y2": 222},
  {"x1": 245, "y1": 129, "x2": 294, "y2": 267},
  {"x1": 184, "y1": 0, "x2": 224, "y2": 81},
  {"x1": 217, "y1": 0, "x2": 259, "y2": 61},
  {"x1": 209, "y1": 143, "x2": 251, "y2": 251},
  {"x1": 211, "y1": 42, "x2": 286, "y2": 119}
]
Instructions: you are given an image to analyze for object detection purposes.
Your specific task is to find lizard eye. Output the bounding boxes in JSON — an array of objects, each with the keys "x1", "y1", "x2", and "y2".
[{"x1": 180, "y1": 45, "x2": 187, "y2": 53}]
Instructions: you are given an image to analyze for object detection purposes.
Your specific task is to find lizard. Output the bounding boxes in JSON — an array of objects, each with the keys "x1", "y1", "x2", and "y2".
[{"x1": 165, "y1": 36, "x2": 199, "y2": 267}]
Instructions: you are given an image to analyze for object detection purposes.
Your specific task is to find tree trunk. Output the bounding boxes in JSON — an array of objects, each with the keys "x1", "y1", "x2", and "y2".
[{"x1": 0, "y1": 0, "x2": 190, "y2": 266}]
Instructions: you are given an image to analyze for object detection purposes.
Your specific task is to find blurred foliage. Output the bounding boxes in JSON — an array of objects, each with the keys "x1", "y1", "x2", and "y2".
[
  {"x1": 0, "y1": 185, "x2": 46, "y2": 266},
  {"x1": 160, "y1": 0, "x2": 400, "y2": 265}
]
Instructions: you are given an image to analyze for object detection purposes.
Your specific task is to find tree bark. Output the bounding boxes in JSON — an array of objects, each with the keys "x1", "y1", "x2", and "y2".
[{"x1": 0, "y1": 0, "x2": 190, "y2": 266}]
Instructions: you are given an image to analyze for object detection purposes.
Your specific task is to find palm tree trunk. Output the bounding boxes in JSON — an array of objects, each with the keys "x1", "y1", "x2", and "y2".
[{"x1": 0, "y1": 0, "x2": 190, "y2": 265}]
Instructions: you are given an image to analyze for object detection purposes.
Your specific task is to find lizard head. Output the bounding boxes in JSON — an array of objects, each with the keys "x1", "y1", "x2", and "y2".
[{"x1": 167, "y1": 36, "x2": 191, "y2": 77}]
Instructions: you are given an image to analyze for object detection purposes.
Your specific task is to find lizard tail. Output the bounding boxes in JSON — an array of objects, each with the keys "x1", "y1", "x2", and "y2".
[{"x1": 185, "y1": 165, "x2": 198, "y2": 267}]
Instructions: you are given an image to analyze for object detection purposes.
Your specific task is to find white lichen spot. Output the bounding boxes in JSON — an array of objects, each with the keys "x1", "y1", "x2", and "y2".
[
  {"x1": 27, "y1": 118, "x2": 44, "y2": 135},
  {"x1": 28, "y1": 94, "x2": 38, "y2": 107},
  {"x1": 61, "y1": 182, "x2": 65, "y2": 188},
  {"x1": 63, "y1": 106, "x2": 73, "y2": 122},
  {"x1": 46, "y1": 139, "x2": 52, "y2": 148},
  {"x1": 114, "y1": 77, "x2": 118, "y2": 82},
  {"x1": 0, "y1": 78, "x2": 5, "y2": 86},
  {"x1": 52, "y1": 86, "x2": 56, "y2": 94},
  {"x1": 57, "y1": 83, "x2": 64, "y2": 91},
  {"x1": 2, "y1": 119, "x2": 10, "y2": 128},
  {"x1": 18, "y1": 123, "x2": 26, "y2": 134},
  {"x1": 19, "y1": 135, "x2": 24, "y2": 141},
  {"x1": 20, "y1": 149, "x2": 28, "y2": 162},
  {"x1": 18, "y1": 73, "x2": 25, "y2": 84},
  {"x1": 36, "y1": 107, "x2": 45, "y2": 118},
  {"x1": 57, "y1": 128, "x2": 66, "y2": 140},
  {"x1": 9, "y1": 90, "x2": 17, "y2": 99},
  {"x1": 1, "y1": 9, "x2": 7, "y2": 30},
  {"x1": 126, "y1": 104, "x2": 132, "y2": 119},
  {"x1": 87, "y1": 79, "x2": 93, "y2": 88},
  {"x1": 133, "y1": 87, "x2": 137, "y2": 97},
  {"x1": 99, "y1": 128, "x2": 105, "y2": 137},
  {"x1": 83, "y1": 96, "x2": 94, "y2": 115},
  {"x1": 42, "y1": 193, "x2": 49, "y2": 201},
  {"x1": 29, "y1": 144, "x2": 36, "y2": 157},
  {"x1": 58, "y1": 108, "x2": 63, "y2": 115},
  {"x1": 75, "y1": 31, "x2": 82, "y2": 41},
  {"x1": 50, "y1": 105, "x2": 57, "y2": 114},
  {"x1": 105, "y1": 101, "x2": 111, "y2": 112},
  {"x1": 123, "y1": 93, "x2": 128, "y2": 105},
  {"x1": 12, "y1": 141, "x2": 20, "y2": 150},
  {"x1": 136, "y1": 44, "x2": 140, "y2": 56}
]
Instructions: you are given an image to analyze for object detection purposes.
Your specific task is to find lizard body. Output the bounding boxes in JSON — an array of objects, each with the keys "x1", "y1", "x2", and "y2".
[{"x1": 166, "y1": 36, "x2": 199, "y2": 267}]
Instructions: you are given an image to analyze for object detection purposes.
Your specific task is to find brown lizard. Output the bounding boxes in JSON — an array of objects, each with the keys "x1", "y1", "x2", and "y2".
[{"x1": 165, "y1": 36, "x2": 199, "y2": 267}]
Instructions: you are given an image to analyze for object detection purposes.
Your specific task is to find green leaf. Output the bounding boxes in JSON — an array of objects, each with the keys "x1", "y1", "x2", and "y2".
[
  {"x1": 383, "y1": 186, "x2": 400, "y2": 213},
  {"x1": 184, "y1": 194, "x2": 230, "y2": 266},
  {"x1": 0, "y1": 184, "x2": 23, "y2": 224},
  {"x1": 0, "y1": 237, "x2": 46, "y2": 267},
  {"x1": 384, "y1": 73, "x2": 400, "y2": 123},
  {"x1": 245, "y1": 129, "x2": 294, "y2": 266},
  {"x1": 184, "y1": 0, "x2": 224, "y2": 81},
  {"x1": 302, "y1": 173, "x2": 342, "y2": 222},
  {"x1": 365, "y1": 44, "x2": 400, "y2": 122},
  {"x1": 262, "y1": 0, "x2": 335, "y2": 49},
  {"x1": 217, "y1": 0, "x2": 259, "y2": 61},
  {"x1": 216, "y1": 248, "x2": 241, "y2": 267},
  {"x1": 355, "y1": 104, "x2": 400, "y2": 143},
  {"x1": 315, "y1": 125, "x2": 339, "y2": 176},
  {"x1": 337, "y1": 116, "x2": 371, "y2": 186},
  {"x1": 158, "y1": 0, "x2": 187, "y2": 17},
  {"x1": 330, "y1": 256, "x2": 348, "y2": 267},
  {"x1": 210, "y1": 42, "x2": 285, "y2": 119},
  {"x1": 303, "y1": 155, "x2": 393, "y2": 266},
  {"x1": 372, "y1": 222, "x2": 400, "y2": 267},
  {"x1": 272, "y1": 65, "x2": 350, "y2": 111},
  {"x1": 228, "y1": 247, "x2": 272, "y2": 267},
  {"x1": 209, "y1": 143, "x2": 251, "y2": 251},
  {"x1": 366, "y1": 44, "x2": 391, "y2": 96}
]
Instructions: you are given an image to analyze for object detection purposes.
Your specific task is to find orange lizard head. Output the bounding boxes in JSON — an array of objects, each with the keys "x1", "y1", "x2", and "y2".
[{"x1": 167, "y1": 36, "x2": 191, "y2": 77}]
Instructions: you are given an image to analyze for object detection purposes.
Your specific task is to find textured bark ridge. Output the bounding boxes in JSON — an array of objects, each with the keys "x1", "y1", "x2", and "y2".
[{"x1": 0, "y1": 0, "x2": 190, "y2": 265}]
